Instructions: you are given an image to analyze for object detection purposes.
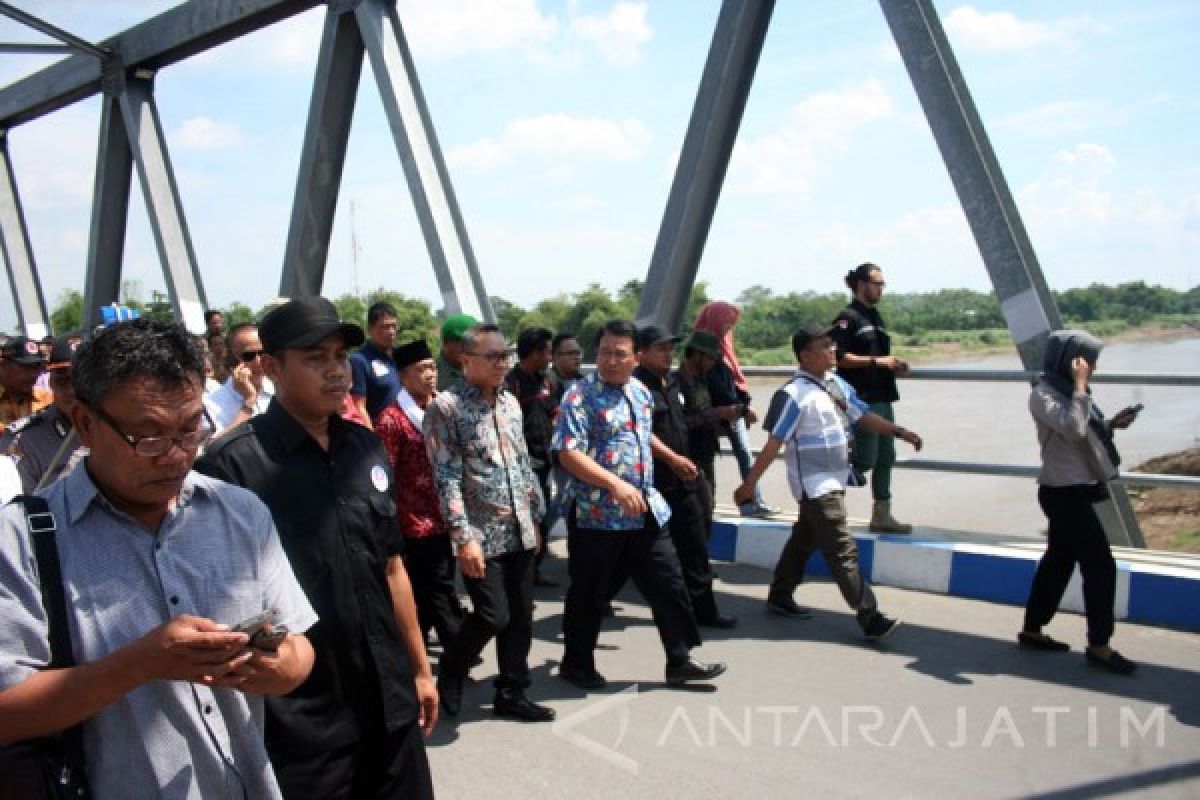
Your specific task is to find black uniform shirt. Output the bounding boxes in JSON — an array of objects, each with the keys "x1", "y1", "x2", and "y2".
[
  {"x1": 196, "y1": 400, "x2": 416, "y2": 756},
  {"x1": 504, "y1": 365, "x2": 557, "y2": 470},
  {"x1": 832, "y1": 298, "x2": 899, "y2": 404},
  {"x1": 634, "y1": 366, "x2": 696, "y2": 496},
  {"x1": 675, "y1": 367, "x2": 721, "y2": 468}
]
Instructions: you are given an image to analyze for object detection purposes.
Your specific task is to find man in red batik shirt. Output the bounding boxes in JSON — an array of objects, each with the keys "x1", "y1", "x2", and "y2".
[{"x1": 376, "y1": 339, "x2": 465, "y2": 651}]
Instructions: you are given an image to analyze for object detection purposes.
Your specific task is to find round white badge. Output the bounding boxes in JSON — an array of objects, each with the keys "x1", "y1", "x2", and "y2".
[{"x1": 370, "y1": 464, "x2": 389, "y2": 492}]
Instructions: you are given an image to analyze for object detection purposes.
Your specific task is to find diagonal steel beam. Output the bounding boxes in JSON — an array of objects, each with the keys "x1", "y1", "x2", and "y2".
[
  {"x1": 0, "y1": 131, "x2": 49, "y2": 338},
  {"x1": 636, "y1": 0, "x2": 774, "y2": 332},
  {"x1": 280, "y1": 6, "x2": 366, "y2": 298},
  {"x1": 356, "y1": 0, "x2": 494, "y2": 322},
  {"x1": 0, "y1": 1, "x2": 108, "y2": 60},
  {"x1": 0, "y1": 0, "x2": 322, "y2": 129},
  {"x1": 83, "y1": 92, "x2": 133, "y2": 330},
  {"x1": 117, "y1": 73, "x2": 208, "y2": 333},
  {"x1": 880, "y1": 0, "x2": 1143, "y2": 548}
]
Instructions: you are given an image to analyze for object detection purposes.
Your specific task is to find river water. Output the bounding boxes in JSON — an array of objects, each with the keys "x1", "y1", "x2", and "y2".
[{"x1": 714, "y1": 337, "x2": 1200, "y2": 540}]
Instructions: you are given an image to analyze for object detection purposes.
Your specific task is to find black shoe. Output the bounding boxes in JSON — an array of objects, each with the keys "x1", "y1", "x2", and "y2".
[
  {"x1": 493, "y1": 690, "x2": 556, "y2": 722},
  {"x1": 766, "y1": 595, "x2": 813, "y2": 619},
  {"x1": 665, "y1": 657, "x2": 727, "y2": 687},
  {"x1": 437, "y1": 675, "x2": 463, "y2": 717},
  {"x1": 861, "y1": 612, "x2": 900, "y2": 642},
  {"x1": 697, "y1": 614, "x2": 739, "y2": 630},
  {"x1": 601, "y1": 603, "x2": 617, "y2": 618},
  {"x1": 559, "y1": 665, "x2": 607, "y2": 690},
  {"x1": 1086, "y1": 648, "x2": 1137, "y2": 676},
  {"x1": 1018, "y1": 631, "x2": 1070, "y2": 652}
]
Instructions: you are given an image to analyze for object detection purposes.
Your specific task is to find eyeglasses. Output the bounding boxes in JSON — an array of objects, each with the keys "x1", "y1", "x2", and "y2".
[
  {"x1": 867, "y1": 280, "x2": 886, "y2": 288},
  {"x1": 466, "y1": 350, "x2": 509, "y2": 364},
  {"x1": 238, "y1": 349, "x2": 264, "y2": 362},
  {"x1": 91, "y1": 404, "x2": 213, "y2": 458},
  {"x1": 596, "y1": 348, "x2": 634, "y2": 361},
  {"x1": 556, "y1": 349, "x2": 583, "y2": 358}
]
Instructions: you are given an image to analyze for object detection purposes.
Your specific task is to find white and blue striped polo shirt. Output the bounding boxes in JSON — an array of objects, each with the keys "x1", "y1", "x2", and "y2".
[{"x1": 769, "y1": 370, "x2": 869, "y2": 500}]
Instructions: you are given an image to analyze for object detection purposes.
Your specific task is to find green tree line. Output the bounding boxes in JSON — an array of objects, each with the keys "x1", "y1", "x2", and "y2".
[{"x1": 43, "y1": 280, "x2": 1199, "y2": 363}]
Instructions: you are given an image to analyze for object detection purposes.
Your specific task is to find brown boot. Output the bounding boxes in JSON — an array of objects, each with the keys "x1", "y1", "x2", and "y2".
[{"x1": 869, "y1": 501, "x2": 912, "y2": 534}]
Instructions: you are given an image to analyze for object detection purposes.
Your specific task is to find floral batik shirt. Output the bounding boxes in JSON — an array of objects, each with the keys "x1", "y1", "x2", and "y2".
[
  {"x1": 423, "y1": 382, "x2": 544, "y2": 557},
  {"x1": 551, "y1": 373, "x2": 671, "y2": 531}
]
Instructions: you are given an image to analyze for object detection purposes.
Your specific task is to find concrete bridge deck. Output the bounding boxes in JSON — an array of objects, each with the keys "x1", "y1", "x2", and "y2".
[{"x1": 424, "y1": 540, "x2": 1200, "y2": 800}]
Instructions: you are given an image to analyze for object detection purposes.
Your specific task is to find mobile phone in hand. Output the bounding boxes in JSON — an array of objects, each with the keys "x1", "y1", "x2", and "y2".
[{"x1": 232, "y1": 609, "x2": 289, "y2": 652}]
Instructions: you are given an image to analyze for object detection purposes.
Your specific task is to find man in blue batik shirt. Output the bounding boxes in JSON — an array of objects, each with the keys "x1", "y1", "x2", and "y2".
[{"x1": 552, "y1": 319, "x2": 727, "y2": 691}]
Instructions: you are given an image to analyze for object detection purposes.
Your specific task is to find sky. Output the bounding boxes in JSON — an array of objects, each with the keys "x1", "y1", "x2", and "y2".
[{"x1": 0, "y1": 0, "x2": 1197, "y2": 332}]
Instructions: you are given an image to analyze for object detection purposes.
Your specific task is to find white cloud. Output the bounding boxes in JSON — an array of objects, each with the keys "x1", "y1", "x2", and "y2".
[
  {"x1": 398, "y1": 0, "x2": 557, "y2": 58},
  {"x1": 727, "y1": 79, "x2": 894, "y2": 195},
  {"x1": 943, "y1": 6, "x2": 1103, "y2": 53},
  {"x1": 176, "y1": 117, "x2": 243, "y2": 151},
  {"x1": 569, "y1": 2, "x2": 651, "y2": 66},
  {"x1": 1019, "y1": 143, "x2": 1116, "y2": 225},
  {"x1": 448, "y1": 113, "x2": 651, "y2": 171},
  {"x1": 997, "y1": 94, "x2": 1171, "y2": 138}
]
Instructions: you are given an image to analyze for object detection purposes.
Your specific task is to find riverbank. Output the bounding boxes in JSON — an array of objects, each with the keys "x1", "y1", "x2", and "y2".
[
  {"x1": 1132, "y1": 447, "x2": 1200, "y2": 553},
  {"x1": 899, "y1": 321, "x2": 1200, "y2": 365}
]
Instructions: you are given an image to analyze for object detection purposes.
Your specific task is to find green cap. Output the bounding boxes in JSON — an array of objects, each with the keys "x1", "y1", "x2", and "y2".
[
  {"x1": 685, "y1": 330, "x2": 722, "y2": 359},
  {"x1": 440, "y1": 313, "x2": 479, "y2": 343}
]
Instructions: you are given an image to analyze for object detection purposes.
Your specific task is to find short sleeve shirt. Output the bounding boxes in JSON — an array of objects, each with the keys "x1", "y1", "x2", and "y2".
[
  {"x1": 769, "y1": 371, "x2": 869, "y2": 500},
  {"x1": 832, "y1": 299, "x2": 899, "y2": 403},
  {"x1": 195, "y1": 401, "x2": 417, "y2": 755},
  {"x1": 0, "y1": 464, "x2": 317, "y2": 799},
  {"x1": 551, "y1": 373, "x2": 671, "y2": 530},
  {"x1": 349, "y1": 341, "x2": 402, "y2": 421}
]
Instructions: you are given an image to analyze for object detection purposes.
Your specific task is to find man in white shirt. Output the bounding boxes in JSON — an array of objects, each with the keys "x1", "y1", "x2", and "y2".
[
  {"x1": 204, "y1": 323, "x2": 273, "y2": 433},
  {"x1": 735, "y1": 324, "x2": 922, "y2": 640}
]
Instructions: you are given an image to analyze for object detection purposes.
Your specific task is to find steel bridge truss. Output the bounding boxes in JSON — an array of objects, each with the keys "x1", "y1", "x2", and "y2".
[{"x1": 0, "y1": 0, "x2": 1147, "y2": 545}]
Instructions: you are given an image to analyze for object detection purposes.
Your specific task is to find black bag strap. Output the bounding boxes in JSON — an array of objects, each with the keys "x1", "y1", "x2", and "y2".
[
  {"x1": 13, "y1": 494, "x2": 88, "y2": 792},
  {"x1": 797, "y1": 373, "x2": 849, "y2": 415},
  {"x1": 16, "y1": 496, "x2": 74, "y2": 671}
]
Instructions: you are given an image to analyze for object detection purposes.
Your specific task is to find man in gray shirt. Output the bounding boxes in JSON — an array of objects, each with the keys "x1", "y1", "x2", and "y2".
[{"x1": 0, "y1": 319, "x2": 317, "y2": 799}]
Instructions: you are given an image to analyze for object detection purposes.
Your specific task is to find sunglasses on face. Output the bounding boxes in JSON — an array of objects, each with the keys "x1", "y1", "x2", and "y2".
[{"x1": 239, "y1": 349, "x2": 264, "y2": 362}]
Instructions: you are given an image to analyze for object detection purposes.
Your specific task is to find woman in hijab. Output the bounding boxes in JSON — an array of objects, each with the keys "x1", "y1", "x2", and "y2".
[
  {"x1": 1020, "y1": 330, "x2": 1141, "y2": 674},
  {"x1": 694, "y1": 301, "x2": 774, "y2": 517}
]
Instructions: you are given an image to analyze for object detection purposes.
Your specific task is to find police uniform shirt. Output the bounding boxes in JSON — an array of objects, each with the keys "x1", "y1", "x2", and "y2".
[
  {"x1": 0, "y1": 405, "x2": 76, "y2": 493},
  {"x1": 195, "y1": 399, "x2": 417, "y2": 756},
  {"x1": 832, "y1": 298, "x2": 899, "y2": 404}
]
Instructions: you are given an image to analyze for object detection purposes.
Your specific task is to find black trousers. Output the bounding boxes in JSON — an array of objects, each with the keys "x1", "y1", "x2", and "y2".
[
  {"x1": 562, "y1": 512, "x2": 700, "y2": 672},
  {"x1": 534, "y1": 467, "x2": 552, "y2": 573},
  {"x1": 440, "y1": 547, "x2": 536, "y2": 689},
  {"x1": 274, "y1": 721, "x2": 433, "y2": 800},
  {"x1": 403, "y1": 534, "x2": 465, "y2": 649},
  {"x1": 662, "y1": 486, "x2": 719, "y2": 621},
  {"x1": 1024, "y1": 484, "x2": 1117, "y2": 647}
]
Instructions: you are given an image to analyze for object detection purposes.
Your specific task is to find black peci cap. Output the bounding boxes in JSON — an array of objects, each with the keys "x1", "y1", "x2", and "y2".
[{"x1": 394, "y1": 339, "x2": 434, "y2": 369}]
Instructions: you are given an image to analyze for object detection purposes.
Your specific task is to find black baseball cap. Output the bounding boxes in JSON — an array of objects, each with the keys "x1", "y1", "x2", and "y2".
[
  {"x1": 636, "y1": 324, "x2": 682, "y2": 350},
  {"x1": 1, "y1": 335, "x2": 47, "y2": 365},
  {"x1": 259, "y1": 296, "x2": 365, "y2": 353},
  {"x1": 791, "y1": 324, "x2": 835, "y2": 352},
  {"x1": 46, "y1": 336, "x2": 82, "y2": 371}
]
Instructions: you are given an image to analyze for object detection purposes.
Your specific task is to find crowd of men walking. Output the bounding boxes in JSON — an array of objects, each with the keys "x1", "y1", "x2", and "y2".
[{"x1": 0, "y1": 261, "x2": 1142, "y2": 798}]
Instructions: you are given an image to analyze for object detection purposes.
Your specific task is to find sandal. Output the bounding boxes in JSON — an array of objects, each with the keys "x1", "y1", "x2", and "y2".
[
  {"x1": 1018, "y1": 631, "x2": 1070, "y2": 652},
  {"x1": 1086, "y1": 648, "x2": 1137, "y2": 675}
]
